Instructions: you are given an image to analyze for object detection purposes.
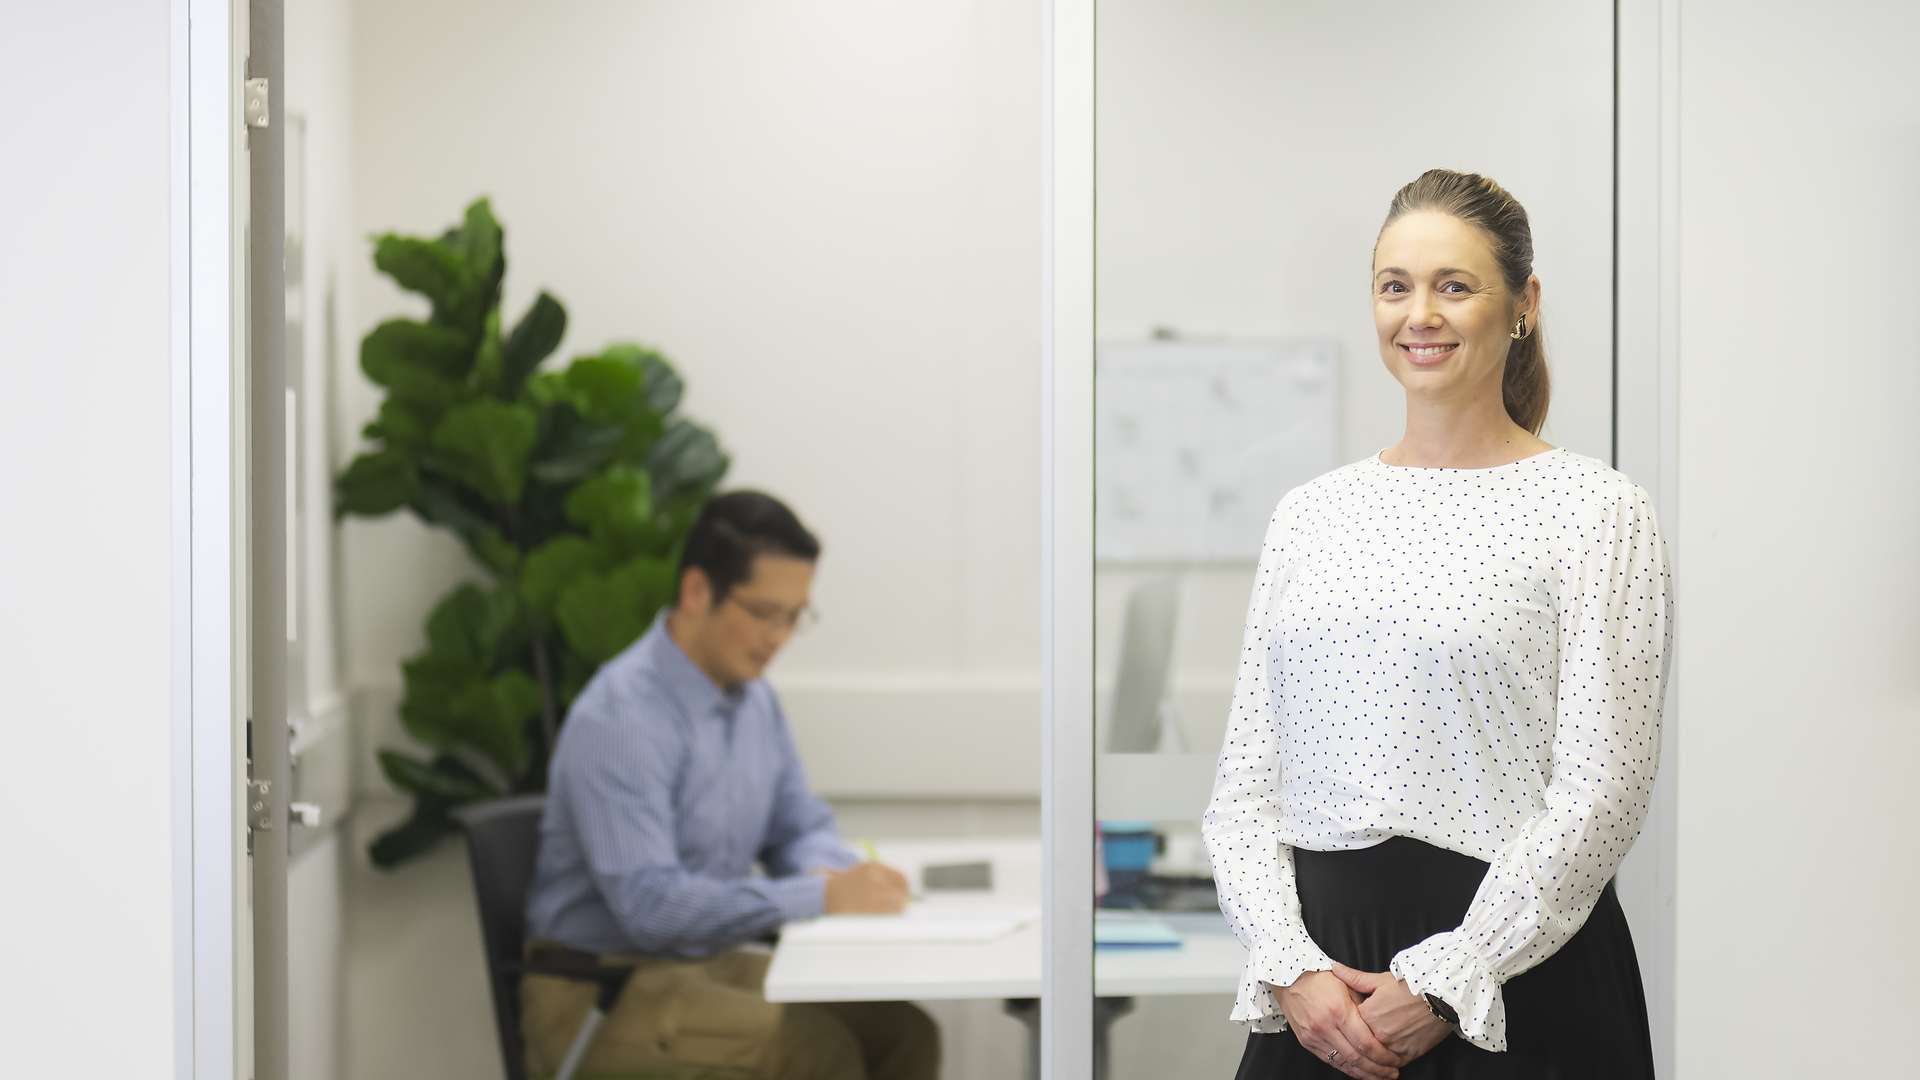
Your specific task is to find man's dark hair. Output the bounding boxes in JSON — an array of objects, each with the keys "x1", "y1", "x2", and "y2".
[{"x1": 676, "y1": 491, "x2": 821, "y2": 605}]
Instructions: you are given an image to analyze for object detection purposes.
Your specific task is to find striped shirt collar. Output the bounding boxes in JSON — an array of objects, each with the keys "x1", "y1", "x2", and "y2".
[{"x1": 641, "y1": 612, "x2": 746, "y2": 718}]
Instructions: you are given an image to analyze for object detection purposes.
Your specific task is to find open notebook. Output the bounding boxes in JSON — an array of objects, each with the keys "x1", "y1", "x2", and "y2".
[{"x1": 780, "y1": 906, "x2": 1037, "y2": 945}]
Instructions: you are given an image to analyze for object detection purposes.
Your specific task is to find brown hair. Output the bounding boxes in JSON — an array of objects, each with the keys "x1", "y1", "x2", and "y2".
[{"x1": 1379, "y1": 169, "x2": 1551, "y2": 435}]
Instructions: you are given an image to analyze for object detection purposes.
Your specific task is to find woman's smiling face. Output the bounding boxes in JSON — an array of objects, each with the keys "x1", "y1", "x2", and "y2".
[{"x1": 1372, "y1": 210, "x2": 1536, "y2": 400}]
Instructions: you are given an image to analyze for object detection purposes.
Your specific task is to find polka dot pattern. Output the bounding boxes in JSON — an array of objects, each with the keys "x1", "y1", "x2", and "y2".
[{"x1": 1201, "y1": 447, "x2": 1674, "y2": 1053}]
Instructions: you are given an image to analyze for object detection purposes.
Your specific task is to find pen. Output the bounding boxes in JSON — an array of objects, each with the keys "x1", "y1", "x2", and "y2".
[{"x1": 856, "y1": 838, "x2": 925, "y2": 901}]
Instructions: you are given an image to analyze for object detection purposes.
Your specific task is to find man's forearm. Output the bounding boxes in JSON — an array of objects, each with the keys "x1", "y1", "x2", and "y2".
[{"x1": 600, "y1": 865, "x2": 827, "y2": 953}]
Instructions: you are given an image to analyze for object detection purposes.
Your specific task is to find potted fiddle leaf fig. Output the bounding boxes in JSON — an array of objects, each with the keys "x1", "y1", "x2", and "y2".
[{"x1": 336, "y1": 198, "x2": 729, "y2": 867}]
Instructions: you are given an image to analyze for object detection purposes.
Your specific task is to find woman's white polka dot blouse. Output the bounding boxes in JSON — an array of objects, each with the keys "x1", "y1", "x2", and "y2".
[{"x1": 1201, "y1": 447, "x2": 1674, "y2": 1053}]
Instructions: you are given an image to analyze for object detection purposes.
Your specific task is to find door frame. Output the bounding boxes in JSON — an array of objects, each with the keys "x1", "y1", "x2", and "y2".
[
  {"x1": 174, "y1": 0, "x2": 246, "y2": 1076},
  {"x1": 1041, "y1": 0, "x2": 1097, "y2": 1077},
  {"x1": 1613, "y1": 1, "x2": 1683, "y2": 1074}
]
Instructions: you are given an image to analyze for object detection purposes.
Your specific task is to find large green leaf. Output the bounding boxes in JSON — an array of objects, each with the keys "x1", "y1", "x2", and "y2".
[
  {"x1": 524, "y1": 370, "x2": 569, "y2": 409},
  {"x1": 470, "y1": 528, "x2": 521, "y2": 577},
  {"x1": 399, "y1": 651, "x2": 487, "y2": 749},
  {"x1": 401, "y1": 650, "x2": 487, "y2": 700},
  {"x1": 399, "y1": 655, "x2": 538, "y2": 777},
  {"x1": 557, "y1": 649, "x2": 598, "y2": 711},
  {"x1": 425, "y1": 583, "x2": 523, "y2": 668},
  {"x1": 412, "y1": 473, "x2": 520, "y2": 577},
  {"x1": 361, "y1": 319, "x2": 472, "y2": 404},
  {"x1": 425, "y1": 198, "x2": 504, "y2": 335},
  {"x1": 469, "y1": 307, "x2": 505, "y2": 395},
  {"x1": 638, "y1": 350, "x2": 685, "y2": 415},
  {"x1": 562, "y1": 352, "x2": 648, "y2": 425},
  {"x1": 556, "y1": 345, "x2": 672, "y2": 421},
  {"x1": 371, "y1": 234, "x2": 466, "y2": 315},
  {"x1": 563, "y1": 466, "x2": 654, "y2": 550},
  {"x1": 412, "y1": 472, "x2": 499, "y2": 537},
  {"x1": 335, "y1": 450, "x2": 417, "y2": 518},
  {"x1": 647, "y1": 418, "x2": 729, "y2": 506},
  {"x1": 528, "y1": 404, "x2": 627, "y2": 486},
  {"x1": 520, "y1": 535, "x2": 606, "y2": 618},
  {"x1": 450, "y1": 670, "x2": 541, "y2": 776},
  {"x1": 363, "y1": 397, "x2": 439, "y2": 451},
  {"x1": 503, "y1": 292, "x2": 567, "y2": 392},
  {"x1": 411, "y1": 477, "x2": 517, "y2": 576},
  {"x1": 377, "y1": 749, "x2": 502, "y2": 803},
  {"x1": 505, "y1": 481, "x2": 576, "y2": 555},
  {"x1": 369, "y1": 804, "x2": 456, "y2": 869},
  {"x1": 554, "y1": 557, "x2": 677, "y2": 664},
  {"x1": 459, "y1": 198, "x2": 504, "y2": 289},
  {"x1": 647, "y1": 499, "x2": 706, "y2": 563},
  {"x1": 430, "y1": 399, "x2": 538, "y2": 504}
]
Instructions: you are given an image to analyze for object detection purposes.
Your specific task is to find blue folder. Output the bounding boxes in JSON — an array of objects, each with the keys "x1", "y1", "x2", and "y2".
[{"x1": 1093, "y1": 915, "x2": 1183, "y2": 950}]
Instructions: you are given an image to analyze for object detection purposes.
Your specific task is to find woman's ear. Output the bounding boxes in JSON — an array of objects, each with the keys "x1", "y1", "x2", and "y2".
[{"x1": 1521, "y1": 275, "x2": 1542, "y2": 323}]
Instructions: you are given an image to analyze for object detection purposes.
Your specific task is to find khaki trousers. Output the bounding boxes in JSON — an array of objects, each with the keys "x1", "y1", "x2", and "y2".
[{"x1": 521, "y1": 948, "x2": 939, "y2": 1080}]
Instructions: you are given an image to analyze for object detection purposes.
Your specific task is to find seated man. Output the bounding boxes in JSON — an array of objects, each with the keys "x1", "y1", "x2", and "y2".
[{"x1": 523, "y1": 491, "x2": 939, "y2": 1079}]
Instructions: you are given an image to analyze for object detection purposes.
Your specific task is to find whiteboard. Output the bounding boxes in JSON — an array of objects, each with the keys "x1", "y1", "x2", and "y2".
[{"x1": 1096, "y1": 339, "x2": 1338, "y2": 562}]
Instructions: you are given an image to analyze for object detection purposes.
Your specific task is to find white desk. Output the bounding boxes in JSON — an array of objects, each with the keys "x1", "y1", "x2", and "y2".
[{"x1": 763, "y1": 838, "x2": 1245, "y2": 1003}]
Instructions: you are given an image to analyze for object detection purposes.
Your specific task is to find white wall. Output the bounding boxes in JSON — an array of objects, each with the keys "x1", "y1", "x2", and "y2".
[
  {"x1": 0, "y1": 1, "x2": 177, "y2": 1073},
  {"x1": 1672, "y1": 3, "x2": 1920, "y2": 1074},
  {"x1": 342, "y1": 0, "x2": 1045, "y2": 802},
  {"x1": 287, "y1": 0, "x2": 353, "y2": 765}
]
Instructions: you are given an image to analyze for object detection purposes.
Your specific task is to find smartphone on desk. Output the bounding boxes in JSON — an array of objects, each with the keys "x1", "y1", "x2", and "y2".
[{"x1": 920, "y1": 861, "x2": 993, "y2": 892}]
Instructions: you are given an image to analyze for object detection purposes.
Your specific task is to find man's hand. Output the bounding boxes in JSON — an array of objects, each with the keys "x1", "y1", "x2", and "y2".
[
  {"x1": 821, "y1": 862, "x2": 911, "y2": 915},
  {"x1": 1330, "y1": 963, "x2": 1452, "y2": 1065},
  {"x1": 1273, "y1": 970, "x2": 1401, "y2": 1079}
]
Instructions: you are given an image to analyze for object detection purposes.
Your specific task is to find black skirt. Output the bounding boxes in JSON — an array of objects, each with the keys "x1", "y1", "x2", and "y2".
[{"x1": 1234, "y1": 837, "x2": 1655, "y2": 1080}]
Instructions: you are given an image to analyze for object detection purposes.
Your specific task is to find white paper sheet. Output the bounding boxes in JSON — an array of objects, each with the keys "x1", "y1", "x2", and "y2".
[{"x1": 780, "y1": 906, "x2": 1037, "y2": 945}]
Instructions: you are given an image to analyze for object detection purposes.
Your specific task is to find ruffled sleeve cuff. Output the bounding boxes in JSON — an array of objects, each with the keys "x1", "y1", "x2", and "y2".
[
  {"x1": 1232, "y1": 936, "x2": 1335, "y2": 1031},
  {"x1": 1389, "y1": 931, "x2": 1508, "y2": 1052}
]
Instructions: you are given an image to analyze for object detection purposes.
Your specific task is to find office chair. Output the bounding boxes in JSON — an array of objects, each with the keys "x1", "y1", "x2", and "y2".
[{"x1": 453, "y1": 795, "x2": 637, "y2": 1080}]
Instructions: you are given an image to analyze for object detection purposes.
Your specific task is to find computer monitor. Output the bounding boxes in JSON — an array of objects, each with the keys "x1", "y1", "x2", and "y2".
[{"x1": 1105, "y1": 575, "x2": 1182, "y2": 753}]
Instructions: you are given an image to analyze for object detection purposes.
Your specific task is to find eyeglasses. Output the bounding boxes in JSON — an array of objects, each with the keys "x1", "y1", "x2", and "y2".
[{"x1": 724, "y1": 595, "x2": 820, "y2": 633}]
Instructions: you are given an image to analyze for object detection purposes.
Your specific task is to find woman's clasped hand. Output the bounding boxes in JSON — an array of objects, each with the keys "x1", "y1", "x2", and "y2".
[{"x1": 1274, "y1": 966, "x2": 1452, "y2": 1080}]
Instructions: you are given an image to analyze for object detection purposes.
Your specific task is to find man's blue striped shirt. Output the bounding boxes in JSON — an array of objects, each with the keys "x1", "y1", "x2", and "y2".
[{"x1": 526, "y1": 615, "x2": 855, "y2": 957}]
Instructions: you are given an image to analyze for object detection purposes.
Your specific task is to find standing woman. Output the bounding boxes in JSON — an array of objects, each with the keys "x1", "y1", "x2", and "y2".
[{"x1": 1203, "y1": 169, "x2": 1673, "y2": 1080}]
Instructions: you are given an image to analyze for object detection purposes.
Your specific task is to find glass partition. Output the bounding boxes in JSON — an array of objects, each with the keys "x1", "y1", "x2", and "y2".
[
  {"x1": 1091, "y1": 2, "x2": 1619, "y2": 1075},
  {"x1": 311, "y1": 4, "x2": 1050, "y2": 1078}
]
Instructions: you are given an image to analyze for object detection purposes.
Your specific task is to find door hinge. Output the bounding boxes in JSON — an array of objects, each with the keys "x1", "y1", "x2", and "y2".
[
  {"x1": 244, "y1": 77, "x2": 270, "y2": 130},
  {"x1": 247, "y1": 777, "x2": 272, "y2": 857},
  {"x1": 248, "y1": 779, "x2": 274, "y2": 832}
]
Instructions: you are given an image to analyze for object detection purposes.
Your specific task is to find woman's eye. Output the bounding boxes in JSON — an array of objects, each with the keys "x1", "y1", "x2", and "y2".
[
  {"x1": 1441, "y1": 281, "x2": 1470, "y2": 294},
  {"x1": 1379, "y1": 281, "x2": 1407, "y2": 295}
]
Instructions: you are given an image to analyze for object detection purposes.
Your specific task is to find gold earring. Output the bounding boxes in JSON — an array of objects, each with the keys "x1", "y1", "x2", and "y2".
[{"x1": 1510, "y1": 314, "x2": 1529, "y2": 341}]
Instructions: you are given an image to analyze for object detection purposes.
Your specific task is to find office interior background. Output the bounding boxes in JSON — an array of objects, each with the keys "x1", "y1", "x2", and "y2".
[{"x1": 3, "y1": 0, "x2": 1917, "y2": 1077}]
